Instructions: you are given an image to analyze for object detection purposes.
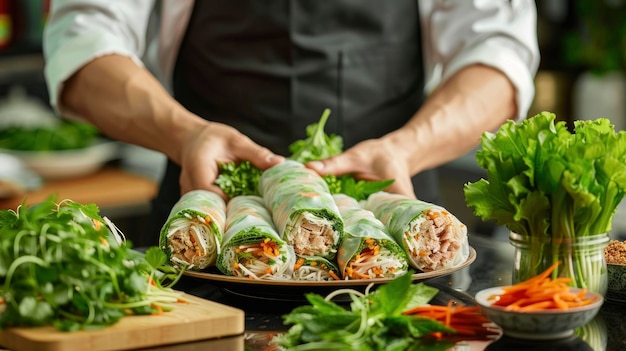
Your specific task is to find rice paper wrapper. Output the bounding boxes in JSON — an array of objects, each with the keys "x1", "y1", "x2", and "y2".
[
  {"x1": 259, "y1": 160, "x2": 343, "y2": 259},
  {"x1": 217, "y1": 195, "x2": 296, "y2": 279},
  {"x1": 333, "y1": 194, "x2": 408, "y2": 279},
  {"x1": 361, "y1": 192, "x2": 468, "y2": 272},
  {"x1": 159, "y1": 190, "x2": 226, "y2": 270},
  {"x1": 292, "y1": 255, "x2": 341, "y2": 281}
]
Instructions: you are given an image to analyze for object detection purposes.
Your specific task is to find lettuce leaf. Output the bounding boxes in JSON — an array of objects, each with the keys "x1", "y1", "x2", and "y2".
[{"x1": 464, "y1": 111, "x2": 626, "y2": 238}]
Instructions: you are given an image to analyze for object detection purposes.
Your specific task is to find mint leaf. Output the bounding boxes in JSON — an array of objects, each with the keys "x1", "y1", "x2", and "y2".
[{"x1": 278, "y1": 274, "x2": 450, "y2": 349}]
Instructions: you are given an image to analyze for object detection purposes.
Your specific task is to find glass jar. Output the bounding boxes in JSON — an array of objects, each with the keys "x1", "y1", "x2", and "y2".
[{"x1": 510, "y1": 232, "x2": 609, "y2": 295}]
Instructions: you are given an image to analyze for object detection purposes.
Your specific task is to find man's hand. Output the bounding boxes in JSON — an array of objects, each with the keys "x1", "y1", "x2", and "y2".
[
  {"x1": 306, "y1": 135, "x2": 416, "y2": 199},
  {"x1": 61, "y1": 54, "x2": 284, "y2": 200},
  {"x1": 308, "y1": 65, "x2": 517, "y2": 200},
  {"x1": 178, "y1": 121, "x2": 284, "y2": 199}
]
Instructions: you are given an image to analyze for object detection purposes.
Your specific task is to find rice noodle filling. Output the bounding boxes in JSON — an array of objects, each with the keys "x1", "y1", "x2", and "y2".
[
  {"x1": 344, "y1": 239, "x2": 405, "y2": 279},
  {"x1": 293, "y1": 266, "x2": 336, "y2": 281},
  {"x1": 167, "y1": 214, "x2": 219, "y2": 269},
  {"x1": 286, "y1": 212, "x2": 337, "y2": 256},
  {"x1": 223, "y1": 239, "x2": 295, "y2": 280},
  {"x1": 403, "y1": 210, "x2": 463, "y2": 272}
]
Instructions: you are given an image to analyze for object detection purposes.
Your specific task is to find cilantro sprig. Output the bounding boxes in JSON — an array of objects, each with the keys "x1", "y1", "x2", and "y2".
[
  {"x1": 0, "y1": 197, "x2": 187, "y2": 331},
  {"x1": 215, "y1": 109, "x2": 393, "y2": 200},
  {"x1": 214, "y1": 161, "x2": 263, "y2": 198}
]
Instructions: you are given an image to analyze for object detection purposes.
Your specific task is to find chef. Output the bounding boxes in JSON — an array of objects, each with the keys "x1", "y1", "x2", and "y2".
[{"x1": 43, "y1": 1, "x2": 539, "y2": 243}]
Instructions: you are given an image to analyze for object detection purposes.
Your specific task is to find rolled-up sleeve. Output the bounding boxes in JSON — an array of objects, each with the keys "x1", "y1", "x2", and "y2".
[
  {"x1": 420, "y1": 0, "x2": 540, "y2": 121},
  {"x1": 43, "y1": 0, "x2": 156, "y2": 113}
]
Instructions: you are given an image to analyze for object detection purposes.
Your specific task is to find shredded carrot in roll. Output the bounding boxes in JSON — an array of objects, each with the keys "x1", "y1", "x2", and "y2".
[
  {"x1": 294, "y1": 257, "x2": 305, "y2": 270},
  {"x1": 328, "y1": 270, "x2": 340, "y2": 280}
]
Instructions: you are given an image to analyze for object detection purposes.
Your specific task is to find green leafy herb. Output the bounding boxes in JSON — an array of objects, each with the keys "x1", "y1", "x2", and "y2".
[
  {"x1": 0, "y1": 119, "x2": 99, "y2": 151},
  {"x1": 323, "y1": 175, "x2": 395, "y2": 202},
  {"x1": 463, "y1": 111, "x2": 626, "y2": 289},
  {"x1": 215, "y1": 160, "x2": 263, "y2": 197},
  {"x1": 0, "y1": 197, "x2": 187, "y2": 331},
  {"x1": 215, "y1": 109, "x2": 394, "y2": 200},
  {"x1": 288, "y1": 108, "x2": 343, "y2": 163},
  {"x1": 275, "y1": 272, "x2": 454, "y2": 351}
]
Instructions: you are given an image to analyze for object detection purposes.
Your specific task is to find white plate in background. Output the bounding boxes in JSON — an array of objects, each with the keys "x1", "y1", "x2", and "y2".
[{"x1": 0, "y1": 139, "x2": 121, "y2": 180}]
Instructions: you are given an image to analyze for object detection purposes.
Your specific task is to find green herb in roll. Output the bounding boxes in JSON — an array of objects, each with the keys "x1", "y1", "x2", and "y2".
[
  {"x1": 217, "y1": 195, "x2": 296, "y2": 279},
  {"x1": 333, "y1": 194, "x2": 409, "y2": 279},
  {"x1": 159, "y1": 190, "x2": 226, "y2": 270},
  {"x1": 292, "y1": 255, "x2": 341, "y2": 281},
  {"x1": 362, "y1": 192, "x2": 469, "y2": 272},
  {"x1": 259, "y1": 160, "x2": 344, "y2": 259}
]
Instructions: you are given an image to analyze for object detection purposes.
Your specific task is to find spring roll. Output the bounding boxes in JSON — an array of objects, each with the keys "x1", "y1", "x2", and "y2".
[
  {"x1": 259, "y1": 160, "x2": 343, "y2": 259},
  {"x1": 361, "y1": 192, "x2": 469, "y2": 272},
  {"x1": 159, "y1": 190, "x2": 226, "y2": 270},
  {"x1": 292, "y1": 255, "x2": 341, "y2": 281},
  {"x1": 333, "y1": 194, "x2": 409, "y2": 279},
  {"x1": 217, "y1": 195, "x2": 296, "y2": 280}
]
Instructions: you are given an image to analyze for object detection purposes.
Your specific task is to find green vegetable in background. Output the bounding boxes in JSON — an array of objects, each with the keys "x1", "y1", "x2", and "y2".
[
  {"x1": 0, "y1": 197, "x2": 186, "y2": 331},
  {"x1": 275, "y1": 272, "x2": 454, "y2": 351},
  {"x1": 463, "y1": 111, "x2": 626, "y2": 289},
  {"x1": 215, "y1": 109, "x2": 393, "y2": 200},
  {"x1": 0, "y1": 119, "x2": 99, "y2": 151}
]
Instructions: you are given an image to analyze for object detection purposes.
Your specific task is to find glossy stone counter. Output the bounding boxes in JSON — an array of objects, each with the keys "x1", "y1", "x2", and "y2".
[{"x1": 171, "y1": 232, "x2": 625, "y2": 351}]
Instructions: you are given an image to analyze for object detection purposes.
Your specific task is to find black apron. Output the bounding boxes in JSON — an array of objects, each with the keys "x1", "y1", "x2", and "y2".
[{"x1": 149, "y1": 0, "x2": 440, "y2": 244}]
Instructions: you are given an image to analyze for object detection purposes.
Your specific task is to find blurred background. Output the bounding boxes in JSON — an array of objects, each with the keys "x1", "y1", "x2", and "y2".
[{"x1": 0, "y1": 0, "x2": 625, "y2": 245}]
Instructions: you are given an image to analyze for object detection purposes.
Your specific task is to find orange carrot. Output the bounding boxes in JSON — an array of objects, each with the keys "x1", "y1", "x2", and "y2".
[
  {"x1": 404, "y1": 302, "x2": 496, "y2": 339},
  {"x1": 328, "y1": 270, "x2": 341, "y2": 280},
  {"x1": 151, "y1": 303, "x2": 164, "y2": 315},
  {"x1": 488, "y1": 261, "x2": 599, "y2": 311}
]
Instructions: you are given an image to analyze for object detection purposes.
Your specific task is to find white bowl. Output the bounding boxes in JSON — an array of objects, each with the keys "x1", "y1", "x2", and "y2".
[
  {"x1": 475, "y1": 286, "x2": 604, "y2": 340},
  {"x1": 0, "y1": 140, "x2": 120, "y2": 180}
]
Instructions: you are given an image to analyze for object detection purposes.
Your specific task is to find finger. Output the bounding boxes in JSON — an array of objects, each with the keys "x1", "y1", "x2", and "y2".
[
  {"x1": 384, "y1": 176, "x2": 417, "y2": 199},
  {"x1": 233, "y1": 139, "x2": 285, "y2": 171},
  {"x1": 306, "y1": 153, "x2": 357, "y2": 176},
  {"x1": 204, "y1": 184, "x2": 228, "y2": 201},
  {"x1": 179, "y1": 167, "x2": 228, "y2": 201}
]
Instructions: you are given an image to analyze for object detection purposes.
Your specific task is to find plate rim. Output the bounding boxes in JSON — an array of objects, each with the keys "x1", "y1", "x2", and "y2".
[{"x1": 184, "y1": 246, "x2": 476, "y2": 287}]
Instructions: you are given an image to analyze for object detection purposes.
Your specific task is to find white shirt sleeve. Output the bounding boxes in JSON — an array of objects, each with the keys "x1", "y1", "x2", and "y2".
[
  {"x1": 419, "y1": 0, "x2": 540, "y2": 121},
  {"x1": 43, "y1": 0, "x2": 156, "y2": 114}
]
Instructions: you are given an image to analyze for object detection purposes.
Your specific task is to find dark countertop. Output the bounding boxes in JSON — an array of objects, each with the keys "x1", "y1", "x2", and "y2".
[{"x1": 163, "y1": 232, "x2": 625, "y2": 351}]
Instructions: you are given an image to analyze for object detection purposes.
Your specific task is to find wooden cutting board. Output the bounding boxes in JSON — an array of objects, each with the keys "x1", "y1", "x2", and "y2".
[{"x1": 0, "y1": 293, "x2": 244, "y2": 351}]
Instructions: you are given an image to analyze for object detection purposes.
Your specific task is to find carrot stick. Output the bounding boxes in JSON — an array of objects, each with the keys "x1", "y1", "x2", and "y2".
[
  {"x1": 487, "y1": 261, "x2": 599, "y2": 312},
  {"x1": 404, "y1": 301, "x2": 497, "y2": 339}
]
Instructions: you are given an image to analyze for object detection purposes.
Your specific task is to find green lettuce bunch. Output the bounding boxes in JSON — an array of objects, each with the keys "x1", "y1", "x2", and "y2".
[{"x1": 464, "y1": 111, "x2": 626, "y2": 240}]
